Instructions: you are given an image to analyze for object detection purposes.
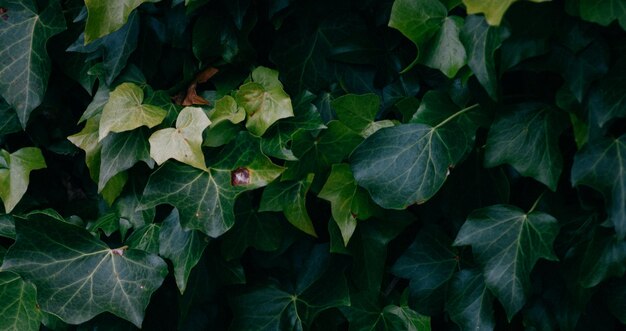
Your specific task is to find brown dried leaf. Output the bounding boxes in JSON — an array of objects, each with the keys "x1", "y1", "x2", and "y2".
[{"x1": 175, "y1": 67, "x2": 219, "y2": 106}]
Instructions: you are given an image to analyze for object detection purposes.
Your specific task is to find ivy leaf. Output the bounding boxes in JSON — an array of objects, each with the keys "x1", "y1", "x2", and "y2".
[
  {"x1": 0, "y1": 101, "x2": 21, "y2": 136},
  {"x1": 0, "y1": 147, "x2": 46, "y2": 213},
  {"x1": 419, "y1": 16, "x2": 467, "y2": 78},
  {"x1": 259, "y1": 173, "x2": 317, "y2": 237},
  {"x1": 0, "y1": 0, "x2": 66, "y2": 128},
  {"x1": 568, "y1": 0, "x2": 626, "y2": 30},
  {"x1": 566, "y1": 229, "x2": 626, "y2": 288},
  {"x1": 149, "y1": 106, "x2": 211, "y2": 171},
  {"x1": 140, "y1": 132, "x2": 283, "y2": 237},
  {"x1": 484, "y1": 103, "x2": 568, "y2": 191},
  {"x1": 0, "y1": 272, "x2": 41, "y2": 331},
  {"x1": 236, "y1": 66, "x2": 294, "y2": 136},
  {"x1": 99, "y1": 128, "x2": 153, "y2": 192},
  {"x1": 342, "y1": 292, "x2": 431, "y2": 331},
  {"x1": 331, "y1": 93, "x2": 379, "y2": 135},
  {"x1": 461, "y1": 15, "x2": 508, "y2": 100},
  {"x1": 209, "y1": 95, "x2": 246, "y2": 124},
  {"x1": 84, "y1": 0, "x2": 160, "y2": 43},
  {"x1": 587, "y1": 67, "x2": 626, "y2": 129},
  {"x1": 229, "y1": 244, "x2": 350, "y2": 330},
  {"x1": 319, "y1": 164, "x2": 374, "y2": 246},
  {"x1": 125, "y1": 223, "x2": 160, "y2": 254},
  {"x1": 453, "y1": 205, "x2": 559, "y2": 319},
  {"x1": 572, "y1": 136, "x2": 626, "y2": 238},
  {"x1": 392, "y1": 226, "x2": 458, "y2": 312},
  {"x1": 159, "y1": 208, "x2": 209, "y2": 294},
  {"x1": 463, "y1": 0, "x2": 549, "y2": 26},
  {"x1": 99, "y1": 83, "x2": 167, "y2": 141},
  {"x1": 446, "y1": 269, "x2": 495, "y2": 331},
  {"x1": 1, "y1": 216, "x2": 168, "y2": 327},
  {"x1": 0, "y1": 214, "x2": 16, "y2": 239}
]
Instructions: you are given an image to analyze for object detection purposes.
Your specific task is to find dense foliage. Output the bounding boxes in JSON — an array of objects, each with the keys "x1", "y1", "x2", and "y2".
[{"x1": 1, "y1": 0, "x2": 626, "y2": 329}]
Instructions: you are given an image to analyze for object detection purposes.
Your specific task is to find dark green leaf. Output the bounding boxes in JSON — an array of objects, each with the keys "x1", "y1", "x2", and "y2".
[
  {"x1": 463, "y1": 0, "x2": 547, "y2": 26},
  {"x1": 0, "y1": 214, "x2": 16, "y2": 239},
  {"x1": 342, "y1": 292, "x2": 431, "y2": 331},
  {"x1": 331, "y1": 93, "x2": 379, "y2": 134},
  {"x1": 125, "y1": 223, "x2": 160, "y2": 254},
  {"x1": 99, "y1": 128, "x2": 153, "y2": 191},
  {"x1": 454, "y1": 205, "x2": 559, "y2": 319},
  {"x1": 0, "y1": 272, "x2": 41, "y2": 331},
  {"x1": 0, "y1": 101, "x2": 21, "y2": 135},
  {"x1": 1, "y1": 216, "x2": 168, "y2": 327},
  {"x1": 567, "y1": 0, "x2": 626, "y2": 30},
  {"x1": 0, "y1": 0, "x2": 66, "y2": 128},
  {"x1": 447, "y1": 269, "x2": 495, "y2": 331},
  {"x1": 566, "y1": 229, "x2": 626, "y2": 288},
  {"x1": 587, "y1": 67, "x2": 626, "y2": 129}
]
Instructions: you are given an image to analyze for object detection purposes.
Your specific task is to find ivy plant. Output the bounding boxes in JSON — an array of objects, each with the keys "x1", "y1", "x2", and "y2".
[{"x1": 0, "y1": 0, "x2": 625, "y2": 330}]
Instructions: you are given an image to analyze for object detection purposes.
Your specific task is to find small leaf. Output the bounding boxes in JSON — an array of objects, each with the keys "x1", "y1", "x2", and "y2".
[
  {"x1": 99, "y1": 83, "x2": 167, "y2": 141},
  {"x1": 484, "y1": 103, "x2": 568, "y2": 191},
  {"x1": 174, "y1": 67, "x2": 219, "y2": 106},
  {"x1": 0, "y1": 272, "x2": 41, "y2": 331},
  {"x1": 1, "y1": 215, "x2": 168, "y2": 327},
  {"x1": 236, "y1": 66, "x2": 294, "y2": 136},
  {"x1": 84, "y1": 0, "x2": 160, "y2": 43},
  {"x1": 446, "y1": 269, "x2": 496, "y2": 331},
  {"x1": 587, "y1": 67, "x2": 626, "y2": 129},
  {"x1": 0, "y1": 147, "x2": 46, "y2": 213},
  {"x1": 0, "y1": 101, "x2": 21, "y2": 136},
  {"x1": 342, "y1": 292, "x2": 431, "y2": 331},
  {"x1": 331, "y1": 93, "x2": 380, "y2": 135},
  {"x1": 0, "y1": 0, "x2": 66, "y2": 128},
  {"x1": 454, "y1": 205, "x2": 559, "y2": 319},
  {"x1": 149, "y1": 106, "x2": 211, "y2": 171},
  {"x1": 158, "y1": 208, "x2": 209, "y2": 293},
  {"x1": 572, "y1": 135, "x2": 626, "y2": 238},
  {"x1": 419, "y1": 16, "x2": 467, "y2": 78},
  {"x1": 99, "y1": 128, "x2": 153, "y2": 191},
  {"x1": 259, "y1": 173, "x2": 316, "y2": 237},
  {"x1": 125, "y1": 224, "x2": 160, "y2": 254},
  {"x1": 463, "y1": 0, "x2": 549, "y2": 26}
]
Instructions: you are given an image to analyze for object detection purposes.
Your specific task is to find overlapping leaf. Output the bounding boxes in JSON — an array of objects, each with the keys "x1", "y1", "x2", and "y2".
[
  {"x1": 341, "y1": 292, "x2": 431, "y2": 331},
  {"x1": 84, "y1": 0, "x2": 160, "y2": 43},
  {"x1": 446, "y1": 269, "x2": 495, "y2": 331},
  {"x1": 260, "y1": 173, "x2": 316, "y2": 237},
  {"x1": 463, "y1": 0, "x2": 549, "y2": 26},
  {"x1": 99, "y1": 128, "x2": 153, "y2": 191},
  {"x1": 0, "y1": 272, "x2": 40, "y2": 331},
  {"x1": 0, "y1": 147, "x2": 46, "y2": 213}
]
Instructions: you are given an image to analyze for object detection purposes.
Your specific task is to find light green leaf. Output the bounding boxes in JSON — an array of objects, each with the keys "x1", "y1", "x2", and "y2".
[
  {"x1": 419, "y1": 16, "x2": 467, "y2": 78},
  {"x1": 99, "y1": 83, "x2": 167, "y2": 141},
  {"x1": 260, "y1": 173, "x2": 316, "y2": 237},
  {"x1": 140, "y1": 132, "x2": 283, "y2": 237},
  {"x1": 159, "y1": 208, "x2": 209, "y2": 293},
  {"x1": 84, "y1": 0, "x2": 160, "y2": 43},
  {"x1": 0, "y1": 272, "x2": 41, "y2": 331},
  {"x1": 446, "y1": 269, "x2": 495, "y2": 331},
  {"x1": 0, "y1": 147, "x2": 46, "y2": 213},
  {"x1": 319, "y1": 164, "x2": 374, "y2": 246},
  {"x1": 1, "y1": 216, "x2": 168, "y2": 327},
  {"x1": 463, "y1": 0, "x2": 549, "y2": 26},
  {"x1": 453, "y1": 204, "x2": 559, "y2": 319},
  {"x1": 149, "y1": 106, "x2": 210, "y2": 171},
  {"x1": 236, "y1": 66, "x2": 294, "y2": 136},
  {"x1": 461, "y1": 15, "x2": 508, "y2": 100},
  {"x1": 209, "y1": 95, "x2": 246, "y2": 124},
  {"x1": 99, "y1": 128, "x2": 153, "y2": 191},
  {"x1": 331, "y1": 93, "x2": 379, "y2": 135},
  {"x1": 571, "y1": 135, "x2": 626, "y2": 238},
  {"x1": 0, "y1": 0, "x2": 66, "y2": 128},
  {"x1": 484, "y1": 103, "x2": 567, "y2": 191}
]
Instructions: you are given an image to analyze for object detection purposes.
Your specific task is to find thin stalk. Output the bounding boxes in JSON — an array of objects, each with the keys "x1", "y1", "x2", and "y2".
[{"x1": 433, "y1": 103, "x2": 480, "y2": 129}]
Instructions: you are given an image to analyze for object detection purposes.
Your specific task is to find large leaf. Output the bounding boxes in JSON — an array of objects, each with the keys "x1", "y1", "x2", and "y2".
[
  {"x1": 0, "y1": 147, "x2": 46, "y2": 213},
  {"x1": 149, "y1": 106, "x2": 210, "y2": 171},
  {"x1": 1, "y1": 216, "x2": 168, "y2": 327},
  {"x1": 319, "y1": 164, "x2": 374, "y2": 245},
  {"x1": 84, "y1": 0, "x2": 160, "y2": 43},
  {"x1": 0, "y1": 0, "x2": 66, "y2": 128},
  {"x1": 236, "y1": 67, "x2": 294, "y2": 136},
  {"x1": 463, "y1": 0, "x2": 549, "y2": 26},
  {"x1": 259, "y1": 173, "x2": 316, "y2": 237},
  {"x1": 99, "y1": 83, "x2": 167, "y2": 141},
  {"x1": 446, "y1": 269, "x2": 495, "y2": 331},
  {"x1": 0, "y1": 272, "x2": 41, "y2": 331},
  {"x1": 571, "y1": 135, "x2": 626, "y2": 238},
  {"x1": 484, "y1": 103, "x2": 568, "y2": 191},
  {"x1": 453, "y1": 205, "x2": 559, "y2": 319},
  {"x1": 99, "y1": 128, "x2": 153, "y2": 191},
  {"x1": 158, "y1": 208, "x2": 208, "y2": 293},
  {"x1": 140, "y1": 132, "x2": 283, "y2": 237}
]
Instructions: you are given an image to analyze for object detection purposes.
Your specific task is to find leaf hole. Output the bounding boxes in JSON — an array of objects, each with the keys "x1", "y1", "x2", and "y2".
[
  {"x1": 231, "y1": 167, "x2": 251, "y2": 186},
  {"x1": 0, "y1": 7, "x2": 8, "y2": 20}
]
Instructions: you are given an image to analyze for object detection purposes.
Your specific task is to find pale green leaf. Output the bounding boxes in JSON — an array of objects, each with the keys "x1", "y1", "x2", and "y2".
[
  {"x1": 0, "y1": 147, "x2": 46, "y2": 213},
  {"x1": 0, "y1": 272, "x2": 41, "y2": 331},
  {"x1": 463, "y1": 0, "x2": 550, "y2": 26},
  {"x1": 149, "y1": 106, "x2": 210, "y2": 171},
  {"x1": 99, "y1": 83, "x2": 167, "y2": 141},
  {"x1": 419, "y1": 16, "x2": 467, "y2": 78},
  {"x1": 84, "y1": 0, "x2": 160, "y2": 43}
]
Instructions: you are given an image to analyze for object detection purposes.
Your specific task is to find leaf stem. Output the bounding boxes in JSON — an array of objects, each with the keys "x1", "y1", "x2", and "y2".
[
  {"x1": 528, "y1": 191, "x2": 546, "y2": 214},
  {"x1": 433, "y1": 103, "x2": 480, "y2": 129}
]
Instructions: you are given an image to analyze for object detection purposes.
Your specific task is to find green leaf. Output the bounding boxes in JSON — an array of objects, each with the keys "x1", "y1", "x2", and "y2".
[
  {"x1": 388, "y1": 0, "x2": 447, "y2": 61},
  {"x1": 446, "y1": 269, "x2": 495, "y2": 331},
  {"x1": 140, "y1": 132, "x2": 283, "y2": 237},
  {"x1": 463, "y1": 0, "x2": 549, "y2": 26},
  {"x1": 587, "y1": 67, "x2": 626, "y2": 129},
  {"x1": 209, "y1": 95, "x2": 246, "y2": 125},
  {"x1": 571, "y1": 136, "x2": 626, "y2": 238},
  {"x1": 0, "y1": 147, "x2": 46, "y2": 213},
  {"x1": 125, "y1": 224, "x2": 160, "y2": 254},
  {"x1": 99, "y1": 128, "x2": 153, "y2": 191},
  {"x1": 84, "y1": 0, "x2": 160, "y2": 43},
  {"x1": 114, "y1": 178, "x2": 155, "y2": 229},
  {"x1": 342, "y1": 292, "x2": 431, "y2": 331},
  {"x1": 484, "y1": 103, "x2": 567, "y2": 191},
  {"x1": 236, "y1": 66, "x2": 294, "y2": 136},
  {"x1": 419, "y1": 16, "x2": 467, "y2": 78},
  {"x1": 331, "y1": 93, "x2": 380, "y2": 134},
  {"x1": 1, "y1": 216, "x2": 168, "y2": 327},
  {"x1": 461, "y1": 15, "x2": 508, "y2": 100},
  {"x1": 159, "y1": 208, "x2": 209, "y2": 293},
  {"x1": 259, "y1": 173, "x2": 317, "y2": 237},
  {"x1": 0, "y1": 272, "x2": 41, "y2": 331},
  {"x1": 453, "y1": 204, "x2": 559, "y2": 319},
  {"x1": 319, "y1": 164, "x2": 374, "y2": 246},
  {"x1": 566, "y1": 229, "x2": 626, "y2": 288},
  {"x1": 229, "y1": 244, "x2": 350, "y2": 330},
  {"x1": 0, "y1": 0, "x2": 66, "y2": 128},
  {"x1": 99, "y1": 83, "x2": 167, "y2": 141},
  {"x1": 568, "y1": 0, "x2": 626, "y2": 30},
  {"x1": 149, "y1": 106, "x2": 210, "y2": 171},
  {"x1": 0, "y1": 101, "x2": 21, "y2": 136},
  {"x1": 0, "y1": 214, "x2": 16, "y2": 239}
]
